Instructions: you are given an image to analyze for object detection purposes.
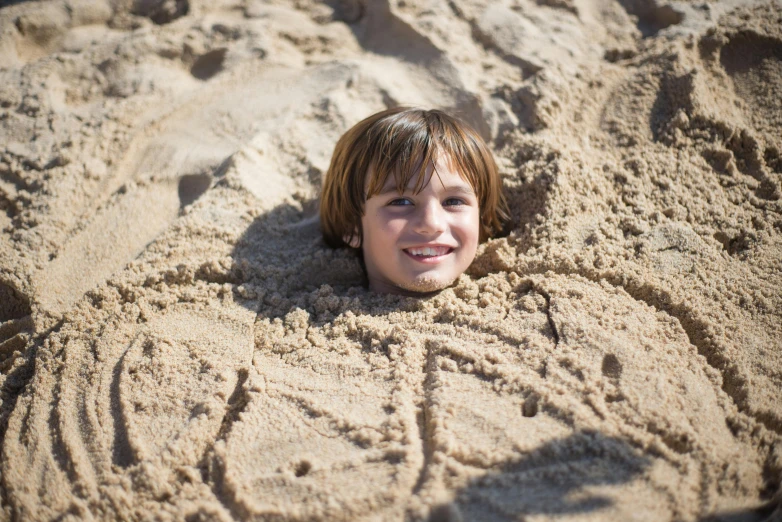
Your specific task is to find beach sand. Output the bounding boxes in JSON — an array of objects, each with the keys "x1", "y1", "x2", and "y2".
[{"x1": 0, "y1": 0, "x2": 781, "y2": 520}]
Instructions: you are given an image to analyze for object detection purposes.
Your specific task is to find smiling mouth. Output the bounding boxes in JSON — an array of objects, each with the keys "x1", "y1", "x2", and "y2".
[{"x1": 404, "y1": 246, "x2": 454, "y2": 261}]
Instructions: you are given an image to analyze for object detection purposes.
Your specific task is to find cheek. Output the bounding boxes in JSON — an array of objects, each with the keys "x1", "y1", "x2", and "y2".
[
  {"x1": 456, "y1": 210, "x2": 481, "y2": 247},
  {"x1": 365, "y1": 212, "x2": 405, "y2": 240},
  {"x1": 361, "y1": 213, "x2": 403, "y2": 255}
]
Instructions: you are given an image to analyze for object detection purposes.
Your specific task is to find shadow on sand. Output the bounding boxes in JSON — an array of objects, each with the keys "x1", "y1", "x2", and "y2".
[
  {"x1": 228, "y1": 198, "x2": 367, "y2": 317},
  {"x1": 428, "y1": 430, "x2": 779, "y2": 522},
  {"x1": 429, "y1": 431, "x2": 651, "y2": 521}
]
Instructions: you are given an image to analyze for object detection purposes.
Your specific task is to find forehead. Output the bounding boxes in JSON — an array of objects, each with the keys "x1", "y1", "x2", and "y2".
[{"x1": 372, "y1": 156, "x2": 475, "y2": 194}]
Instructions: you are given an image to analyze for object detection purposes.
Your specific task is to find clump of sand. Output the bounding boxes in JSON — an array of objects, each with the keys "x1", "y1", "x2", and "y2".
[{"x1": 0, "y1": 0, "x2": 781, "y2": 520}]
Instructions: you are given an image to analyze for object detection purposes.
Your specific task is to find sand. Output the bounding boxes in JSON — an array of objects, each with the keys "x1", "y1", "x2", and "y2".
[{"x1": 0, "y1": 0, "x2": 781, "y2": 520}]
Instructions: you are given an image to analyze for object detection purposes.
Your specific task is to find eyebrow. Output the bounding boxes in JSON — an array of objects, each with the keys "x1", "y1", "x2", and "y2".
[{"x1": 377, "y1": 184, "x2": 476, "y2": 196}]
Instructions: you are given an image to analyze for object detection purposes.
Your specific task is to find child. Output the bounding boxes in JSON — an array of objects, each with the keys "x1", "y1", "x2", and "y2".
[{"x1": 320, "y1": 107, "x2": 508, "y2": 295}]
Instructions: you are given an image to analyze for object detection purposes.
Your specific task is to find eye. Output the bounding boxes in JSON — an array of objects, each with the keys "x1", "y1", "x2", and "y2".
[
  {"x1": 443, "y1": 197, "x2": 466, "y2": 207},
  {"x1": 388, "y1": 198, "x2": 413, "y2": 206}
]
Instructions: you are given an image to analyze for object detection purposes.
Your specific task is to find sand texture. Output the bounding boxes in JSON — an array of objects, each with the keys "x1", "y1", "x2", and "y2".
[{"x1": 1, "y1": 0, "x2": 781, "y2": 520}]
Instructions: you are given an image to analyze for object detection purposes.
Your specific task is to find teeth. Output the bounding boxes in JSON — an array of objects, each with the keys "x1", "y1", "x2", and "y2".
[{"x1": 408, "y1": 247, "x2": 449, "y2": 256}]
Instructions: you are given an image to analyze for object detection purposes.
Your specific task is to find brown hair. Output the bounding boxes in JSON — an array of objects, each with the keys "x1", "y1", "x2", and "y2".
[{"x1": 320, "y1": 107, "x2": 508, "y2": 248}]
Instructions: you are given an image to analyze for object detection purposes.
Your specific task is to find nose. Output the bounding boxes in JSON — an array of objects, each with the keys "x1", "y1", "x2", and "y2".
[{"x1": 413, "y1": 199, "x2": 447, "y2": 236}]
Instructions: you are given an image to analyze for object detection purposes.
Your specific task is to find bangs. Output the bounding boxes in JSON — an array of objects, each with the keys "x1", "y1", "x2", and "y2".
[{"x1": 364, "y1": 112, "x2": 483, "y2": 198}]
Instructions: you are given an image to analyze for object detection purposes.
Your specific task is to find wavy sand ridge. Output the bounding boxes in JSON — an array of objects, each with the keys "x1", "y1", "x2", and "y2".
[{"x1": 0, "y1": 0, "x2": 780, "y2": 520}]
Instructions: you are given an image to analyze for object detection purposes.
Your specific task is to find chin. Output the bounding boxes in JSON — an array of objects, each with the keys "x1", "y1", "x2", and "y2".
[{"x1": 398, "y1": 273, "x2": 456, "y2": 294}]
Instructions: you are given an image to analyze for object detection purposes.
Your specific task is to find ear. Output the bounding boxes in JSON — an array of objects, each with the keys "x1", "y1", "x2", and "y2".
[{"x1": 343, "y1": 229, "x2": 361, "y2": 248}]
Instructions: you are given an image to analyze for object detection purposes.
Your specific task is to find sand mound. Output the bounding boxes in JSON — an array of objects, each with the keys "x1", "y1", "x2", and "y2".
[{"x1": 0, "y1": 0, "x2": 781, "y2": 520}]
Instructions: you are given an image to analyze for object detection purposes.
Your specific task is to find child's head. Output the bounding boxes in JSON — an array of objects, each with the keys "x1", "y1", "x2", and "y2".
[{"x1": 320, "y1": 107, "x2": 508, "y2": 295}]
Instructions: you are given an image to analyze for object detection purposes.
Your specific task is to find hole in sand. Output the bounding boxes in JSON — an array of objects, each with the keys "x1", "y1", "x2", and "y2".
[
  {"x1": 428, "y1": 503, "x2": 460, "y2": 522},
  {"x1": 294, "y1": 460, "x2": 311, "y2": 477},
  {"x1": 324, "y1": 0, "x2": 366, "y2": 23},
  {"x1": 601, "y1": 353, "x2": 623, "y2": 379},
  {"x1": 384, "y1": 452, "x2": 404, "y2": 464},
  {"x1": 617, "y1": 0, "x2": 683, "y2": 37},
  {"x1": 522, "y1": 395, "x2": 539, "y2": 418},
  {"x1": 178, "y1": 173, "x2": 212, "y2": 208},
  {"x1": 0, "y1": 281, "x2": 31, "y2": 323},
  {"x1": 133, "y1": 0, "x2": 190, "y2": 25},
  {"x1": 190, "y1": 48, "x2": 227, "y2": 81},
  {"x1": 713, "y1": 231, "x2": 754, "y2": 256}
]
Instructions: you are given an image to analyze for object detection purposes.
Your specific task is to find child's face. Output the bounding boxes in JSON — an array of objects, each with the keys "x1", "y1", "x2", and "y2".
[{"x1": 360, "y1": 156, "x2": 480, "y2": 295}]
